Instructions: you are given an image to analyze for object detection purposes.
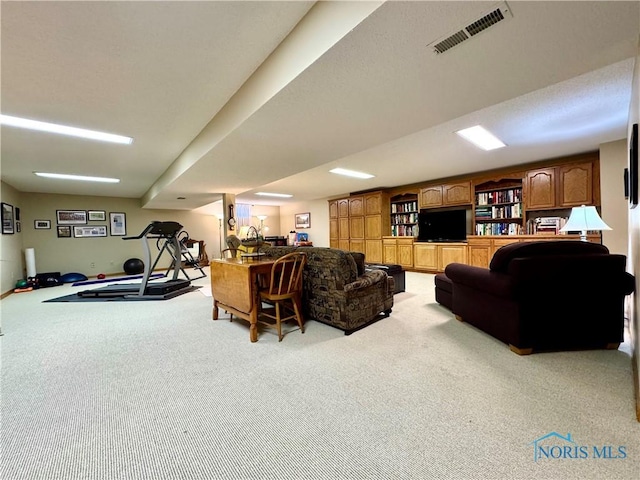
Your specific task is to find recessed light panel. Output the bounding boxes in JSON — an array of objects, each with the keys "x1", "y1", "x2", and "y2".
[
  {"x1": 255, "y1": 192, "x2": 293, "y2": 198},
  {"x1": 456, "y1": 125, "x2": 506, "y2": 151},
  {"x1": 329, "y1": 168, "x2": 374, "y2": 179},
  {"x1": 1, "y1": 114, "x2": 133, "y2": 144},
  {"x1": 34, "y1": 172, "x2": 120, "y2": 183}
]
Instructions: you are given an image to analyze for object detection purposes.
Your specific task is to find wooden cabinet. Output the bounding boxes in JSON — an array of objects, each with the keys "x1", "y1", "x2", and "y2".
[
  {"x1": 525, "y1": 162, "x2": 594, "y2": 210},
  {"x1": 329, "y1": 192, "x2": 388, "y2": 262},
  {"x1": 413, "y1": 242, "x2": 466, "y2": 272},
  {"x1": 420, "y1": 181, "x2": 472, "y2": 208},
  {"x1": 382, "y1": 237, "x2": 414, "y2": 268},
  {"x1": 466, "y1": 234, "x2": 602, "y2": 268}
]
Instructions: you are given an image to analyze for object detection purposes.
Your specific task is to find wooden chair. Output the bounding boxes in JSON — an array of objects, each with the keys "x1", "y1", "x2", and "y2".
[{"x1": 258, "y1": 252, "x2": 306, "y2": 342}]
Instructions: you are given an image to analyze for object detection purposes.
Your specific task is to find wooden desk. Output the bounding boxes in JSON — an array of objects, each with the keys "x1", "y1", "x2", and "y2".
[{"x1": 210, "y1": 257, "x2": 275, "y2": 342}]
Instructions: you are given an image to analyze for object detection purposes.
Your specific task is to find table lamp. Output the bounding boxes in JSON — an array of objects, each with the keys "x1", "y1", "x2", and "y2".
[{"x1": 559, "y1": 205, "x2": 611, "y2": 241}]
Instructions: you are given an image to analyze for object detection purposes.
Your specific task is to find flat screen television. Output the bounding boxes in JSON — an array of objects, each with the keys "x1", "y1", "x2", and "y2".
[{"x1": 418, "y1": 209, "x2": 467, "y2": 242}]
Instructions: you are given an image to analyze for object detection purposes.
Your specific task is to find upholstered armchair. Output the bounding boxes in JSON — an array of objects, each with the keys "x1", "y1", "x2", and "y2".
[
  {"x1": 262, "y1": 246, "x2": 395, "y2": 334},
  {"x1": 444, "y1": 241, "x2": 635, "y2": 354}
]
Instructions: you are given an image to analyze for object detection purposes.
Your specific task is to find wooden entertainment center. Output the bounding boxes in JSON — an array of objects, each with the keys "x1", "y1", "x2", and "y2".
[{"x1": 328, "y1": 151, "x2": 601, "y2": 272}]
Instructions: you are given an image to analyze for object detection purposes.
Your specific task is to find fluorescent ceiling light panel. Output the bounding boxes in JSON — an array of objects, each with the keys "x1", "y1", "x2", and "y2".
[
  {"x1": 455, "y1": 125, "x2": 506, "y2": 151},
  {"x1": 34, "y1": 172, "x2": 120, "y2": 183},
  {"x1": 255, "y1": 192, "x2": 293, "y2": 198},
  {"x1": 1, "y1": 114, "x2": 133, "y2": 144},
  {"x1": 329, "y1": 168, "x2": 375, "y2": 179}
]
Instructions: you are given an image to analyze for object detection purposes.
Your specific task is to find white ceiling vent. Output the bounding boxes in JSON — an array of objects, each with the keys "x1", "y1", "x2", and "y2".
[{"x1": 428, "y1": 2, "x2": 513, "y2": 55}]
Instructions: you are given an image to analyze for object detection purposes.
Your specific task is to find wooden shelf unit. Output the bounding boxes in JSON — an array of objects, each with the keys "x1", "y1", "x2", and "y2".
[
  {"x1": 473, "y1": 179, "x2": 524, "y2": 236},
  {"x1": 390, "y1": 193, "x2": 418, "y2": 237}
]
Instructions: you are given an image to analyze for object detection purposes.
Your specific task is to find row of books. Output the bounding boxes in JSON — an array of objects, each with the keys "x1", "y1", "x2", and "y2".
[
  {"x1": 391, "y1": 212, "x2": 418, "y2": 224},
  {"x1": 391, "y1": 224, "x2": 417, "y2": 237},
  {"x1": 391, "y1": 201, "x2": 418, "y2": 213},
  {"x1": 475, "y1": 203, "x2": 522, "y2": 219},
  {"x1": 475, "y1": 222, "x2": 523, "y2": 236},
  {"x1": 476, "y1": 188, "x2": 522, "y2": 205}
]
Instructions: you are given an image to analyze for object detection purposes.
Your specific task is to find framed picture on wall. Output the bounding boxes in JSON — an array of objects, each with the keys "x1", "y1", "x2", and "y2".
[
  {"x1": 109, "y1": 212, "x2": 126, "y2": 236},
  {"x1": 88, "y1": 210, "x2": 106, "y2": 221},
  {"x1": 629, "y1": 123, "x2": 638, "y2": 208},
  {"x1": 35, "y1": 220, "x2": 51, "y2": 229},
  {"x1": 57, "y1": 225, "x2": 72, "y2": 238},
  {"x1": 295, "y1": 212, "x2": 310, "y2": 229},
  {"x1": 1, "y1": 202, "x2": 15, "y2": 234},
  {"x1": 56, "y1": 210, "x2": 87, "y2": 224},
  {"x1": 73, "y1": 225, "x2": 107, "y2": 238}
]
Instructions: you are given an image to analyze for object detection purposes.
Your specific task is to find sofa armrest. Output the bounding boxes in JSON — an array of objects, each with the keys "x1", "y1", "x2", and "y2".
[
  {"x1": 445, "y1": 263, "x2": 514, "y2": 298},
  {"x1": 344, "y1": 269, "x2": 387, "y2": 293}
]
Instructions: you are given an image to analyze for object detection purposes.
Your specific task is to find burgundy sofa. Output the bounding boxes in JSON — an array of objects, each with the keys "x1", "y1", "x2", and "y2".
[{"x1": 442, "y1": 241, "x2": 635, "y2": 354}]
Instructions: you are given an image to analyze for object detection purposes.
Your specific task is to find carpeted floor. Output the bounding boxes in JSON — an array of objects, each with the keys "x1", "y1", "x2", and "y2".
[{"x1": 1, "y1": 272, "x2": 639, "y2": 479}]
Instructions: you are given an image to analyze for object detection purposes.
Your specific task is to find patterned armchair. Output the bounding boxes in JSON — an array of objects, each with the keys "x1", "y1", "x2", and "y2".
[{"x1": 261, "y1": 246, "x2": 394, "y2": 334}]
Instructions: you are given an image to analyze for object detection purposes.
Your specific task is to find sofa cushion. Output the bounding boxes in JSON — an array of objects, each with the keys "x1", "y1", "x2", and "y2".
[
  {"x1": 489, "y1": 240, "x2": 609, "y2": 273},
  {"x1": 344, "y1": 269, "x2": 387, "y2": 292},
  {"x1": 348, "y1": 252, "x2": 366, "y2": 276}
]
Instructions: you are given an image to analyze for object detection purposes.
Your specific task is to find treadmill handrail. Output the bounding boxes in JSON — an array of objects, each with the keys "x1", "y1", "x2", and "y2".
[{"x1": 123, "y1": 222, "x2": 159, "y2": 240}]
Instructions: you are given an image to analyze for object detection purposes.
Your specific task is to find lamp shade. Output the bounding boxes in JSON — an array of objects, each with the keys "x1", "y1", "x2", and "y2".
[{"x1": 559, "y1": 205, "x2": 611, "y2": 241}]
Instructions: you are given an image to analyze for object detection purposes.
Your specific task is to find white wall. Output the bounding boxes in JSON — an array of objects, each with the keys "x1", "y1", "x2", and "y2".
[
  {"x1": 600, "y1": 139, "x2": 630, "y2": 255},
  {"x1": 0, "y1": 181, "x2": 24, "y2": 296}
]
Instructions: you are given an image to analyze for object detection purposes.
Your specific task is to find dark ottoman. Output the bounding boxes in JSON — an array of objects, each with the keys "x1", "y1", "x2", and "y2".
[
  {"x1": 365, "y1": 263, "x2": 405, "y2": 294},
  {"x1": 434, "y1": 273, "x2": 453, "y2": 310}
]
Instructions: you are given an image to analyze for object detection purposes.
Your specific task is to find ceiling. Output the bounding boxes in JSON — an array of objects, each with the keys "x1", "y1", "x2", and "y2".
[{"x1": 2, "y1": 1, "x2": 639, "y2": 213}]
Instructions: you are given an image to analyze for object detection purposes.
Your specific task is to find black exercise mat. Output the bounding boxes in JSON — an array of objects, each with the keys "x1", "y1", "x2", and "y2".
[{"x1": 43, "y1": 286, "x2": 201, "y2": 303}]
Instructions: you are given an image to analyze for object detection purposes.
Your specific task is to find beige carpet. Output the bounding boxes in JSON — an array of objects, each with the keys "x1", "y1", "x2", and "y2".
[{"x1": 1, "y1": 271, "x2": 638, "y2": 479}]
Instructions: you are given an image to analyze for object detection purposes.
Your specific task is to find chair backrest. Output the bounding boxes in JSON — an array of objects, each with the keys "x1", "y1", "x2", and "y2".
[{"x1": 266, "y1": 252, "x2": 306, "y2": 296}]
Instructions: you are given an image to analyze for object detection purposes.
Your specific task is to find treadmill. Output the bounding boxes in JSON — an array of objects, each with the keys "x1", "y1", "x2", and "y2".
[{"x1": 77, "y1": 221, "x2": 193, "y2": 300}]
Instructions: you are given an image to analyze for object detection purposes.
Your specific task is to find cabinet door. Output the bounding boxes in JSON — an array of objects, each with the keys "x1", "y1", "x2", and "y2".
[
  {"x1": 468, "y1": 245, "x2": 491, "y2": 268},
  {"x1": 558, "y1": 162, "x2": 593, "y2": 207},
  {"x1": 329, "y1": 218, "x2": 339, "y2": 240},
  {"x1": 349, "y1": 196, "x2": 364, "y2": 216},
  {"x1": 397, "y1": 239, "x2": 414, "y2": 268},
  {"x1": 365, "y1": 215, "x2": 382, "y2": 239},
  {"x1": 365, "y1": 193, "x2": 383, "y2": 215},
  {"x1": 338, "y1": 199, "x2": 350, "y2": 217},
  {"x1": 525, "y1": 168, "x2": 556, "y2": 209},
  {"x1": 491, "y1": 238, "x2": 519, "y2": 259},
  {"x1": 383, "y1": 239, "x2": 397, "y2": 264},
  {"x1": 338, "y1": 240, "x2": 350, "y2": 251},
  {"x1": 443, "y1": 181, "x2": 472, "y2": 205},
  {"x1": 350, "y1": 216, "x2": 365, "y2": 239},
  {"x1": 329, "y1": 200, "x2": 338, "y2": 219},
  {"x1": 419, "y1": 186, "x2": 443, "y2": 208},
  {"x1": 330, "y1": 239, "x2": 339, "y2": 249},
  {"x1": 414, "y1": 244, "x2": 438, "y2": 270},
  {"x1": 339, "y1": 217, "x2": 350, "y2": 239},
  {"x1": 350, "y1": 239, "x2": 365, "y2": 254},
  {"x1": 365, "y1": 240, "x2": 383, "y2": 264},
  {"x1": 438, "y1": 245, "x2": 467, "y2": 271}
]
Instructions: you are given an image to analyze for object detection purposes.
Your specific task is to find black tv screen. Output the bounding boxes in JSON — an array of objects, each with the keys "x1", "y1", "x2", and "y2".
[{"x1": 418, "y1": 209, "x2": 467, "y2": 242}]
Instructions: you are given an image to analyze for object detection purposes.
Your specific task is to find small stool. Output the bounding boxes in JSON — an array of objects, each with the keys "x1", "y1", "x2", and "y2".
[{"x1": 434, "y1": 273, "x2": 453, "y2": 310}]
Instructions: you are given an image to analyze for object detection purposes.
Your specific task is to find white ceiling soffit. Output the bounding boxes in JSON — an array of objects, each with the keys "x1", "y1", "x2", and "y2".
[{"x1": 427, "y1": 1, "x2": 513, "y2": 54}]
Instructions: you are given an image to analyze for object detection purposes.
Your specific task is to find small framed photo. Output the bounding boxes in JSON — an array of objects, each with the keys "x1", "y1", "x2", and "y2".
[
  {"x1": 73, "y1": 225, "x2": 107, "y2": 238},
  {"x1": 295, "y1": 212, "x2": 311, "y2": 229},
  {"x1": 35, "y1": 220, "x2": 51, "y2": 229},
  {"x1": 1, "y1": 202, "x2": 15, "y2": 234},
  {"x1": 57, "y1": 225, "x2": 72, "y2": 238},
  {"x1": 88, "y1": 210, "x2": 106, "y2": 221},
  {"x1": 109, "y1": 212, "x2": 126, "y2": 236},
  {"x1": 16, "y1": 221, "x2": 21, "y2": 233},
  {"x1": 56, "y1": 210, "x2": 87, "y2": 224}
]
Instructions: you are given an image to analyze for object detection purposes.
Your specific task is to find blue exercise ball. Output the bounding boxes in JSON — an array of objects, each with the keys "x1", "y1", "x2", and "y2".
[{"x1": 123, "y1": 258, "x2": 144, "y2": 275}]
